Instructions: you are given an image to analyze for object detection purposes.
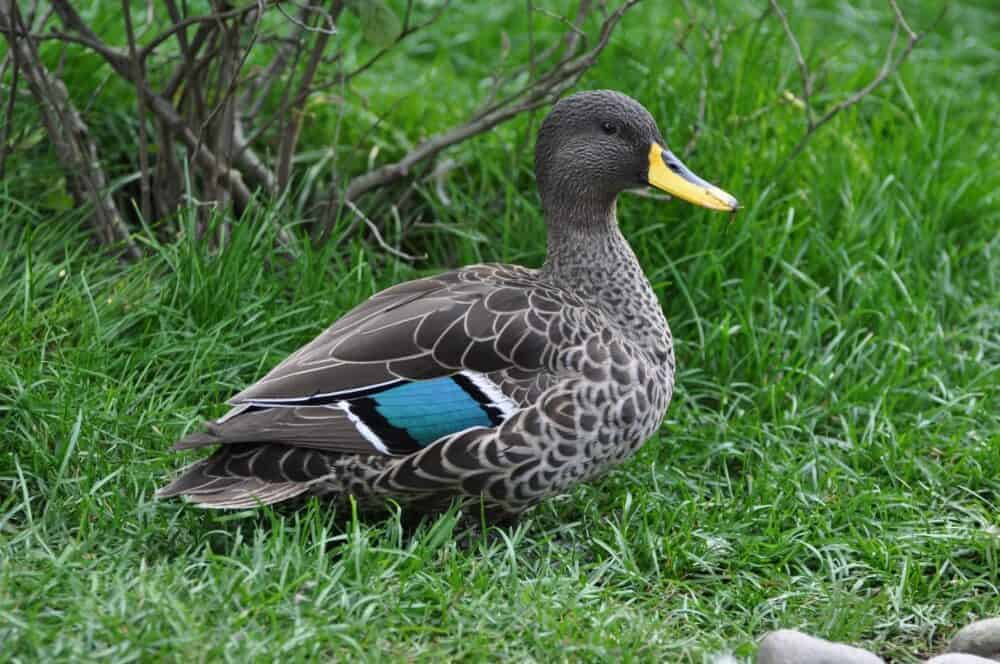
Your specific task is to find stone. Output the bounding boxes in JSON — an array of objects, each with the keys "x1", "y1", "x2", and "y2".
[
  {"x1": 925, "y1": 655, "x2": 998, "y2": 663},
  {"x1": 709, "y1": 655, "x2": 741, "y2": 664},
  {"x1": 948, "y1": 618, "x2": 1000, "y2": 660},
  {"x1": 756, "y1": 629, "x2": 884, "y2": 664}
]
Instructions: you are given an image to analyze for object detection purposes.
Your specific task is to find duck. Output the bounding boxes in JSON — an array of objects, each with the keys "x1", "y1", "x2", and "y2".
[{"x1": 157, "y1": 90, "x2": 738, "y2": 520}]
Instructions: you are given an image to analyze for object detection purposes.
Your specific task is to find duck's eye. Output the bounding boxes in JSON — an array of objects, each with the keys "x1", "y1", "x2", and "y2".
[{"x1": 600, "y1": 121, "x2": 619, "y2": 136}]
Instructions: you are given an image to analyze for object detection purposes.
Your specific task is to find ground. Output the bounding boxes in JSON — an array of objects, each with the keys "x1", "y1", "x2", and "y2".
[{"x1": 1, "y1": 1, "x2": 998, "y2": 661}]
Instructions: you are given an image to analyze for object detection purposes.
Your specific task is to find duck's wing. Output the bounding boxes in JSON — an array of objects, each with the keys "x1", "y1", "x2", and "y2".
[
  {"x1": 170, "y1": 265, "x2": 571, "y2": 458},
  {"x1": 229, "y1": 265, "x2": 558, "y2": 405}
]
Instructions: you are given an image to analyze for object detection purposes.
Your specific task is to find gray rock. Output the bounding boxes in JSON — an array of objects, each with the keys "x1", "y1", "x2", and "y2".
[
  {"x1": 709, "y1": 655, "x2": 742, "y2": 664},
  {"x1": 756, "y1": 629, "x2": 884, "y2": 664},
  {"x1": 925, "y1": 655, "x2": 998, "y2": 663},
  {"x1": 948, "y1": 618, "x2": 1000, "y2": 660}
]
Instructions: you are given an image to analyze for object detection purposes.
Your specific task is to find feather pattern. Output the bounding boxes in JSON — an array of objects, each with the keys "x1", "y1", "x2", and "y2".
[
  {"x1": 339, "y1": 372, "x2": 516, "y2": 453},
  {"x1": 157, "y1": 90, "x2": 737, "y2": 521},
  {"x1": 228, "y1": 267, "x2": 557, "y2": 405},
  {"x1": 158, "y1": 258, "x2": 674, "y2": 518}
]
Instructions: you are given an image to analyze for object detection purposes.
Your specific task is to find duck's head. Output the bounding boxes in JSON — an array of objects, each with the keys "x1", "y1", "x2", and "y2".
[{"x1": 535, "y1": 90, "x2": 738, "y2": 219}]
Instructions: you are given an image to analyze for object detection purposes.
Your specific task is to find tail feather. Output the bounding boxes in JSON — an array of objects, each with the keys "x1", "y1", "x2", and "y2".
[
  {"x1": 187, "y1": 479, "x2": 310, "y2": 509},
  {"x1": 156, "y1": 458, "x2": 241, "y2": 498},
  {"x1": 158, "y1": 438, "x2": 396, "y2": 510},
  {"x1": 156, "y1": 453, "x2": 311, "y2": 508},
  {"x1": 172, "y1": 431, "x2": 222, "y2": 451}
]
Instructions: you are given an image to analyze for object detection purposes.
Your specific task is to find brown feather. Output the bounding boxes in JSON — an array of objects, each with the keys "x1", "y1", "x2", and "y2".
[{"x1": 227, "y1": 267, "x2": 566, "y2": 405}]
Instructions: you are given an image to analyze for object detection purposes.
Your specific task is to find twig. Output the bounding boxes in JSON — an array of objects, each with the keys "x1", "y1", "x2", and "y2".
[
  {"x1": 768, "y1": 0, "x2": 813, "y2": 127},
  {"x1": 232, "y1": 111, "x2": 277, "y2": 193},
  {"x1": 0, "y1": 48, "x2": 19, "y2": 180},
  {"x1": 471, "y1": 0, "x2": 594, "y2": 123},
  {"x1": 535, "y1": 2, "x2": 589, "y2": 55},
  {"x1": 161, "y1": 11, "x2": 214, "y2": 99},
  {"x1": 277, "y1": 0, "x2": 342, "y2": 189},
  {"x1": 275, "y1": 0, "x2": 337, "y2": 35},
  {"x1": 122, "y1": 0, "x2": 152, "y2": 221},
  {"x1": 344, "y1": 199, "x2": 422, "y2": 262},
  {"x1": 233, "y1": 2, "x2": 346, "y2": 167},
  {"x1": 23, "y1": 0, "x2": 42, "y2": 30},
  {"x1": 194, "y1": 0, "x2": 266, "y2": 210},
  {"x1": 153, "y1": 116, "x2": 182, "y2": 220},
  {"x1": 241, "y1": 1, "x2": 311, "y2": 118},
  {"x1": 208, "y1": 0, "x2": 240, "y2": 214},
  {"x1": 313, "y1": 44, "x2": 349, "y2": 246},
  {"x1": 675, "y1": 0, "x2": 738, "y2": 156},
  {"x1": 771, "y1": 0, "x2": 932, "y2": 174},
  {"x1": 527, "y1": 0, "x2": 536, "y2": 80},
  {"x1": 157, "y1": 0, "x2": 195, "y2": 218},
  {"x1": 344, "y1": 0, "x2": 639, "y2": 202},
  {"x1": 5, "y1": 0, "x2": 640, "y2": 252},
  {"x1": 48, "y1": 1, "x2": 254, "y2": 208},
  {"x1": 138, "y1": 1, "x2": 268, "y2": 62},
  {"x1": 560, "y1": 0, "x2": 592, "y2": 58},
  {"x1": 431, "y1": 158, "x2": 459, "y2": 207},
  {"x1": 0, "y1": 0, "x2": 140, "y2": 259},
  {"x1": 474, "y1": 0, "x2": 592, "y2": 124}
]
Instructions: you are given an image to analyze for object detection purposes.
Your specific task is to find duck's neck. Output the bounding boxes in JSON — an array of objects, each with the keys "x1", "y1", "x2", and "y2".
[
  {"x1": 540, "y1": 197, "x2": 623, "y2": 279},
  {"x1": 540, "y1": 197, "x2": 670, "y2": 351}
]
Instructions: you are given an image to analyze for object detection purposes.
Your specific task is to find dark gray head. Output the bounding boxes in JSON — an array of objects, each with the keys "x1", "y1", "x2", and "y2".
[{"x1": 534, "y1": 90, "x2": 737, "y2": 224}]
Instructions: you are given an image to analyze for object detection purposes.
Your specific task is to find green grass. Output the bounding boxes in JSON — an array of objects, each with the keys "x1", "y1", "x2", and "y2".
[{"x1": 2, "y1": 1, "x2": 999, "y2": 661}]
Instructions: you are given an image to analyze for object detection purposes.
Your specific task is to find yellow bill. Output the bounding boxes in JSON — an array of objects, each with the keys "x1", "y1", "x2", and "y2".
[{"x1": 647, "y1": 143, "x2": 738, "y2": 212}]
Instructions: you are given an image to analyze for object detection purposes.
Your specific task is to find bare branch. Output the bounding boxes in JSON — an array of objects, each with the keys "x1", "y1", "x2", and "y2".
[
  {"x1": 23, "y1": 0, "x2": 42, "y2": 30},
  {"x1": 0, "y1": 1, "x2": 140, "y2": 258},
  {"x1": 161, "y1": 9, "x2": 214, "y2": 100},
  {"x1": 772, "y1": 0, "x2": 933, "y2": 173},
  {"x1": 344, "y1": 0, "x2": 640, "y2": 202},
  {"x1": 535, "y1": 0, "x2": 590, "y2": 57},
  {"x1": 122, "y1": 0, "x2": 152, "y2": 221},
  {"x1": 190, "y1": 0, "x2": 267, "y2": 209},
  {"x1": 471, "y1": 0, "x2": 594, "y2": 122},
  {"x1": 233, "y1": 111, "x2": 277, "y2": 193},
  {"x1": 207, "y1": 1, "x2": 240, "y2": 213},
  {"x1": 344, "y1": 199, "x2": 423, "y2": 262},
  {"x1": 277, "y1": 0, "x2": 343, "y2": 189},
  {"x1": 888, "y1": 0, "x2": 919, "y2": 40},
  {"x1": 275, "y1": 0, "x2": 338, "y2": 35},
  {"x1": 3, "y1": 0, "x2": 642, "y2": 252},
  {"x1": 138, "y1": 1, "x2": 267, "y2": 62},
  {"x1": 768, "y1": 0, "x2": 813, "y2": 127},
  {"x1": 48, "y1": 0, "x2": 254, "y2": 208},
  {"x1": 0, "y1": 48, "x2": 19, "y2": 180},
  {"x1": 241, "y1": 1, "x2": 311, "y2": 118}
]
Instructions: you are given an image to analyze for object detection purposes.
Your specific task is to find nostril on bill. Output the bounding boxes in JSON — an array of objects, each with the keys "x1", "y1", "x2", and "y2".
[{"x1": 661, "y1": 150, "x2": 682, "y2": 174}]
